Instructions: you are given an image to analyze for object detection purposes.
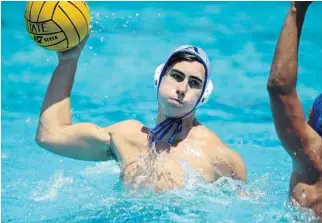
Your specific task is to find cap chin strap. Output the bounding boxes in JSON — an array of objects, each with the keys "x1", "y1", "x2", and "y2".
[
  {"x1": 149, "y1": 117, "x2": 183, "y2": 145},
  {"x1": 149, "y1": 64, "x2": 214, "y2": 145}
]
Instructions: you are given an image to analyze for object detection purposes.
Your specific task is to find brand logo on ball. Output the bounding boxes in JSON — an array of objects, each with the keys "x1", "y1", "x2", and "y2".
[
  {"x1": 43, "y1": 35, "x2": 58, "y2": 43},
  {"x1": 26, "y1": 21, "x2": 48, "y2": 35},
  {"x1": 34, "y1": 36, "x2": 43, "y2": 44}
]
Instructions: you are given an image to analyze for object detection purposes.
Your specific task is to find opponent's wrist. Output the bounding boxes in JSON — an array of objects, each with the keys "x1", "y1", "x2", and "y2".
[{"x1": 58, "y1": 58, "x2": 78, "y2": 68}]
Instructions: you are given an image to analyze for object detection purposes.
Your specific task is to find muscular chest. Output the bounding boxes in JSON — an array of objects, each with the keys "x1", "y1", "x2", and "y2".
[
  {"x1": 110, "y1": 131, "x2": 229, "y2": 190},
  {"x1": 120, "y1": 145, "x2": 221, "y2": 191},
  {"x1": 121, "y1": 151, "x2": 185, "y2": 191}
]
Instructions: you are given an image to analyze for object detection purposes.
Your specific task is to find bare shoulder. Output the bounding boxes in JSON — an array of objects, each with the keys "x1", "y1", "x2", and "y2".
[
  {"x1": 101, "y1": 119, "x2": 150, "y2": 161},
  {"x1": 103, "y1": 119, "x2": 150, "y2": 147},
  {"x1": 194, "y1": 125, "x2": 247, "y2": 181},
  {"x1": 104, "y1": 119, "x2": 146, "y2": 134},
  {"x1": 193, "y1": 124, "x2": 227, "y2": 149}
]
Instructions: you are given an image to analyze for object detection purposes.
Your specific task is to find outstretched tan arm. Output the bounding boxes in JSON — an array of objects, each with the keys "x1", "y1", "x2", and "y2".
[{"x1": 267, "y1": 2, "x2": 322, "y2": 173}]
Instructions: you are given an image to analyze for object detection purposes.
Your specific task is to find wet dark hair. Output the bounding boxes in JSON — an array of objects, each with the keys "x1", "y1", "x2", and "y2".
[{"x1": 164, "y1": 52, "x2": 203, "y2": 74}]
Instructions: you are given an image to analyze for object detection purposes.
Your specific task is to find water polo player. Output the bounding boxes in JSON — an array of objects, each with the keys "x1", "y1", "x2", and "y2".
[
  {"x1": 267, "y1": 1, "x2": 322, "y2": 218},
  {"x1": 35, "y1": 38, "x2": 246, "y2": 191}
]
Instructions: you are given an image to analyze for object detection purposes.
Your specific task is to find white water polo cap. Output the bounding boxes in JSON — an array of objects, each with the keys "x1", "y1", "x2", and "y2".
[{"x1": 154, "y1": 45, "x2": 214, "y2": 107}]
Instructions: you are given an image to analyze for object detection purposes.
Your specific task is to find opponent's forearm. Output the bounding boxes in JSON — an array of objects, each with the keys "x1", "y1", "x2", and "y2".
[
  {"x1": 268, "y1": 5, "x2": 308, "y2": 94},
  {"x1": 39, "y1": 59, "x2": 78, "y2": 127}
]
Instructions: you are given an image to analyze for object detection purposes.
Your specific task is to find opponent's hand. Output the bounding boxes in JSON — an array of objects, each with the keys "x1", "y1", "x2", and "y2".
[
  {"x1": 291, "y1": 1, "x2": 312, "y2": 12},
  {"x1": 57, "y1": 34, "x2": 90, "y2": 63}
]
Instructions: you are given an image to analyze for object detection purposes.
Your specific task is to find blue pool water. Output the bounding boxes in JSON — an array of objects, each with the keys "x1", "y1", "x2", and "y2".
[{"x1": 2, "y1": 1, "x2": 322, "y2": 222}]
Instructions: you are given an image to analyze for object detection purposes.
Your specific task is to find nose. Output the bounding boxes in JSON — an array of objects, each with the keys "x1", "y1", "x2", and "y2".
[{"x1": 176, "y1": 80, "x2": 188, "y2": 98}]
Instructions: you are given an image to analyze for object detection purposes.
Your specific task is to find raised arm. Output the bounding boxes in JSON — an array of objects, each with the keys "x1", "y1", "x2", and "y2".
[
  {"x1": 267, "y1": 2, "x2": 322, "y2": 172},
  {"x1": 35, "y1": 36, "x2": 117, "y2": 162}
]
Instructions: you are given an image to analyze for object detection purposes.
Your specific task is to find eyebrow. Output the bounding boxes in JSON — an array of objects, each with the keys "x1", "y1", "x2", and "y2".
[{"x1": 171, "y1": 69, "x2": 203, "y2": 83}]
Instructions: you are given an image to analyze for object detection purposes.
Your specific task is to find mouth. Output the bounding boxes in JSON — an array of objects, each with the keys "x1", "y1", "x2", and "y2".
[{"x1": 169, "y1": 97, "x2": 183, "y2": 105}]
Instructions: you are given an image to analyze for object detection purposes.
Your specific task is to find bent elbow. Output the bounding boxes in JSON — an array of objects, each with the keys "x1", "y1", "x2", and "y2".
[
  {"x1": 35, "y1": 135, "x2": 47, "y2": 148},
  {"x1": 35, "y1": 133, "x2": 54, "y2": 149},
  {"x1": 267, "y1": 75, "x2": 295, "y2": 96}
]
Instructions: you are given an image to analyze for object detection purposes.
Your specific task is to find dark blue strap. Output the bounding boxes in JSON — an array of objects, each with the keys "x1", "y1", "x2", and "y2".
[
  {"x1": 149, "y1": 118, "x2": 183, "y2": 145},
  {"x1": 168, "y1": 119, "x2": 182, "y2": 145},
  {"x1": 149, "y1": 118, "x2": 173, "y2": 135}
]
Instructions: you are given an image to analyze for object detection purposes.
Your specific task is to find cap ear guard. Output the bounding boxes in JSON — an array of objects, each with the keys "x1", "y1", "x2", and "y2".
[
  {"x1": 154, "y1": 63, "x2": 165, "y2": 87},
  {"x1": 198, "y1": 80, "x2": 214, "y2": 106}
]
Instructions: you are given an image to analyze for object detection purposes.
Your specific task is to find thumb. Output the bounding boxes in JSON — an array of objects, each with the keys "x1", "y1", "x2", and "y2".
[
  {"x1": 57, "y1": 34, "x2": 90, "y2": 61},
  {"x1": 78, "y1": 33, "x2": 90, "y2": 51}
]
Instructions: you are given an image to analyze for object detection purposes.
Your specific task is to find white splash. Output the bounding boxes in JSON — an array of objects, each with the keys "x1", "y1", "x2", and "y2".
[
  {"x1": 81, "y1": 162, "x2": 120, "y2": 176},
  {"x1": 184, "y1": 147, "x2": 203, "y2": 158},
  {"x1": 31, "y1": 170, "x2": 73, "y2": 201},
  {"x1": 176, "y1": 159, "x2": 205, "y2": 189}
]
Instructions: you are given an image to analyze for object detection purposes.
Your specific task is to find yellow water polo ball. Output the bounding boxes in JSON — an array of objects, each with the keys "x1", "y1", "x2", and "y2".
[{"x1": 24, "y1": 1, "x2": 90, "y2": 52}]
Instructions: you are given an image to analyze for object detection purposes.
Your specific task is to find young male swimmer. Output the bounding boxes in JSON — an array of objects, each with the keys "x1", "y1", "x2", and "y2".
[
  {"x1": 267, "y1": 1, "x2": 322, "y2": 218},
  {"x1": 36, "y1": 36, "x2": 246, "y2": 191}
]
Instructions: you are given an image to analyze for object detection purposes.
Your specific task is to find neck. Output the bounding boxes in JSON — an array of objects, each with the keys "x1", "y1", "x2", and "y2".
[{"x1": 155, "y1": 108, "x2": 196, "y2": 144}]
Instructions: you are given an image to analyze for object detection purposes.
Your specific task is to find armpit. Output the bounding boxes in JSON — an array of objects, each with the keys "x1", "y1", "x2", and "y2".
[{"x1": 106, "y1": 145, "x2": 118, "y2": 161}]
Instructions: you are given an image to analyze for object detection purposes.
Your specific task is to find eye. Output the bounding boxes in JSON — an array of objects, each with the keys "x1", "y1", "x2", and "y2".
[
  {"x1": 170, "y1": 71, "x2": 184, "y2": 82},
  {"x1": 189, "y1": 79, "x2": 202, "y2": 89}
]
